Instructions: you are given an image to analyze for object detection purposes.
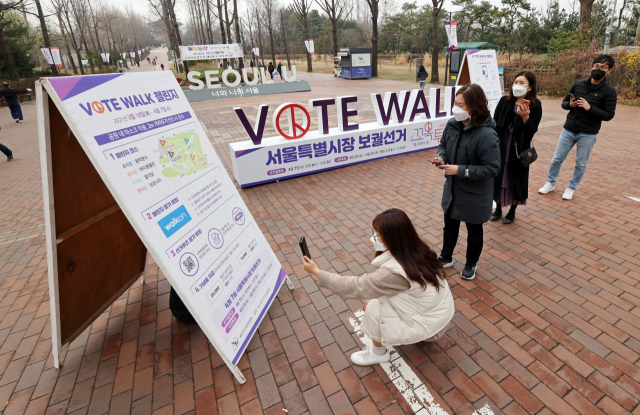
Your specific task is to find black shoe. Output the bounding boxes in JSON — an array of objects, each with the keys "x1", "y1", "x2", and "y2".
[
  {"x1": 490, "y1": 210, "x2": 502, "y2": 221},
  {"x1": 15, "y1": 120, "x2": 18, "y2": 123},
  {"x1": 7, "y1": 154, "x2": 14, "y2": 161},
  {"x1": 502, "y1": 216, "x2": 514, "y2": 224},
  {"x1": 438, "y1": 256, "x2": 454, "y2": 268},
  {"x1": 461, "y1": 264, "x2": 477, "y2": 280}
]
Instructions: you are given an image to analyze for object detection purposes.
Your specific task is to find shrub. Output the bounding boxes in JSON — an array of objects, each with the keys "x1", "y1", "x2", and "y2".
[{"x1": 538, "y1": 39, "x2": 602, "y2": 96}]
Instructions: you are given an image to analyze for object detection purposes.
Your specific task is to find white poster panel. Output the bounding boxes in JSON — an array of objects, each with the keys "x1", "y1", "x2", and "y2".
[
  {"x1": 41, "y1": 71, "x2": 288, "y2": 379},
  {"x1": 130, "y1": 52, "x2": 136, "y2": 58},
  {"x1": 351, "y1": 53, "x2": 370, "y2": 67},
  {"x1": 122, "y1": 52, "x2": 127, "y2": 59},
  {"x1": 101, "y1": 53, "x2": 107, "y2": 63},
  {"x1": 461, "y1": 50, "x2": 501, "y2": 115},
  {"x1": 180, "y1": 44, "x2": 244, "y2": 60},
  {"x1": 308, "y1": 40, "x2": 315, "y2": 54},
  {"x1": 50, "y1": 47, "x2": 62, "y2": 67},
  {"x1": 40, "y1": 46, "x2": 54, "y2": 66},
  {"x1": 106, "y1": 52, "x2": 110, "y2": 63},
  {"x1": 230, "y1": 115, "x2": 450, "y2": 187}
]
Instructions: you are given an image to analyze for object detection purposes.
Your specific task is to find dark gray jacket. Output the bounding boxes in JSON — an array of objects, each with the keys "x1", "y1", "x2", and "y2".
[{"x1": 436, "y1": 117, "x2": 500, "y2": 224}]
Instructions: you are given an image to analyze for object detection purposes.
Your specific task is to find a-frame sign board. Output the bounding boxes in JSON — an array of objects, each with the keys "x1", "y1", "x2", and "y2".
[
  {"x1": 455, "y1": 49, "x2": 502, "y2": 115},
  {"x1": 37, "y1": 71, "x2": 291, "y2": 383}
]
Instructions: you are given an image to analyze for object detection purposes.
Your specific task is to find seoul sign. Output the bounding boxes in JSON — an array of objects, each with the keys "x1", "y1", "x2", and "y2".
[{"x1": 228, "y1": 86, "x2": 460, "y2": 187}]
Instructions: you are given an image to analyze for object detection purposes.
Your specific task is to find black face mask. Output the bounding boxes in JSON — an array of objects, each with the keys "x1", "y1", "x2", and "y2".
[{"x1": 591, "y1": 69, "x2": 606, "y2": 80}]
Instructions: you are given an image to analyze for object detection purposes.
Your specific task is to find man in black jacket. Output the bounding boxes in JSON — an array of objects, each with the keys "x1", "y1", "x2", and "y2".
[
  {"x1": 0, "y1": 82, "x2": 31, "y2": 123},
  {"x1": 539, "y1": 55, "x2": 617, "y2": 200}
]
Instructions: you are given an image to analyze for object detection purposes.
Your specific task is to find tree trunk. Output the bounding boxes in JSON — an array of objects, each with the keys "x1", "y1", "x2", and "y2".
[
  {"x1": 579, "y1": 0, "x2": 595, "y2": 35},
  {"x1": 370, "y1": 2, "x2": 378, "y2": 77},
  {"x1": 303, "y1": 17, "x2": 312, "y2": 72},
  {"x1": 256, "y1": 13, "x2": 265, "y2": 65},
  {"x1": 168, "y1": 0, "x2": 189, "y2": 73},
  {"x1": 58, "y1": 12, "x2": 77, "y2": 74},
  {"x1": 34, "y1": 0, "x2": 59, "y2": 75},
  {"x1": 636, "y1": 10, "x2": 640, "y2": 45},
  {"x1": 83, "y1": 37, "x2": 95, "y2": 74},
  {"x1": 217, "y1": 0, "x2": 228, "y2": 68},
  {"x1": 0, "y1": 21, "x2": 20, "y2": 80},
  {"x1": 64, "y1": 12, "x2": 84, "y2": 74},
  {"x1": 280, "y1": 10, "x2": 291, "y2": 68},
  {"x1": 331, "y1": 19, "x2": 338, "y2": 56},
  {"x1": 431, "y1": 8, "x2": 440, "y2": 82},
  {"x1": 268, "y1": 13, "x2": 276, "y2": 64},
  {"x1": 233, "y1": 0, "x2": 243, "y2": 69}
]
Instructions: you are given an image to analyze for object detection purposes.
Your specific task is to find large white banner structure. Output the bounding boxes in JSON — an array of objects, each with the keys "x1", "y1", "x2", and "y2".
[
  {"x1": 180, "y1": 44, "x2": 244, "y2": 61},
  {"x1": 230, "y1": 87, "x2": 459, "y2": 187},
  {"x1": 38, "y1": 71, "x2": 290, "y2": 382}
]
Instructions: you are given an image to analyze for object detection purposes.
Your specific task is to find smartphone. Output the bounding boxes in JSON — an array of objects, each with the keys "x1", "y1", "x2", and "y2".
[
  {"x1": 569, "y1": 93, "x2": 576, "y2": 100},
  {"x1": 299, "y1": 236, "x2": 311, "y2": 259},
  {"x1": 521, "y1": 99, "x2": 530, "y2": 109}
]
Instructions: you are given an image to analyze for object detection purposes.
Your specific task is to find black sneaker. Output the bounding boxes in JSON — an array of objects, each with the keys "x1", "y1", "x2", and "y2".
[
  {"x1": 461, "y1": 264, "x2": 477, "y2": 280},
  {"x1": 7, "y1": 154, "x2": 14, "y2": 161},
  {"x1": 438, "y1": 256, "x2": 453, "y2": 268}
]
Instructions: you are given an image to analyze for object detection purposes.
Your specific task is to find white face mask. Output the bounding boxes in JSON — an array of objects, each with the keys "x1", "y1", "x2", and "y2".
[
  {"x1": 512, "y1": 84, "x2": 528, "y2": 97},
  {"x1": 452, "y1": 105, "x2": 470, "y2": 121},
  {"x1": 370, "y1": 232, "x2": 386, "y2": 252}
]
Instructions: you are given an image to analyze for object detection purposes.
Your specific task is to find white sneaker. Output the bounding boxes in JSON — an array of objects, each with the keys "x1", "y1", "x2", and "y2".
[
  {"x1": 539, "y1": 182, "x2": 555, "y2": 194},
  {"x1": 18, "y1": 120, "x2": 24, "y2": 123},
  {"x1": 351, "y1": 347, "x2": 390, "y2": 366},
  {"x1": 562, "y1": 188, "x2": 574, "y2": 200}
]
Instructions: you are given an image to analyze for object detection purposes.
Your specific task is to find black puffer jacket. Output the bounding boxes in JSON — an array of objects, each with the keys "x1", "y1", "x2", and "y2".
[
  {"x1": 436, "y1": 117, "x2": 501, "y2": 224},
  {"x1": 562, "y1": 77, "x2": 617, "y2": 134}
]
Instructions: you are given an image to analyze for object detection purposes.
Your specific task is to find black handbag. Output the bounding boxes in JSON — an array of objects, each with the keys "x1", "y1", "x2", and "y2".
[{"x1": 514, "y1": 138, "x2": 537, "y2": 167}]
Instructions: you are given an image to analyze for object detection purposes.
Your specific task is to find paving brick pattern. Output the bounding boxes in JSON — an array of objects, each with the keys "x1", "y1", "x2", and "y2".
[{"x1": 1, "y1": 59, "x2": 640, "y2": 414}]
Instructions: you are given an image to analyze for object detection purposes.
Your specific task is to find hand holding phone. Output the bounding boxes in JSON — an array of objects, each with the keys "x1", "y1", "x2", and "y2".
[
  {"x1": 299, "y1": 236, "x2": 311, "y2": 259},
  {"x1": 521, "y1": 99, "x2": 530, "y2": 109}
]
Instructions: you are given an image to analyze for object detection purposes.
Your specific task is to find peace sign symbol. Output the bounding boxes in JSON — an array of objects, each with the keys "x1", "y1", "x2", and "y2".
[{"x1": 274, "y1": 103, "x2": 310, "y2": 140}]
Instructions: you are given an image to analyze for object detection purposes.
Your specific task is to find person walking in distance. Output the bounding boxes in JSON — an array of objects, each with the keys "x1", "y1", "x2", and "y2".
[
  {"x1": 0, "y1": 82, "x2": 31, "y2": 123},
  {"x1": 160, "y1": 63, "x2": 165, "y2": 70},
  {"x1": 268, "y1": 62, "x2": 275, "y2": 79},
  {"x1": 491, "y1": 71, "x2": 542, "y2": 224},
  {"x1": 539, "y1": 55, "x2": 617, "y2": 200},
  {"x1": 417, "y1": 65, "x2": 428, "y2": 90},
  {"x1": 432, "y1": 84, "x2": 500, "y2": 280}
]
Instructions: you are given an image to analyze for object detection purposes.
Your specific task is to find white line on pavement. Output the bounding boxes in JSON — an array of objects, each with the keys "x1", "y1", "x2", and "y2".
[{"x1": 348, "y1": 310, "x2": 494, "y2": 415}]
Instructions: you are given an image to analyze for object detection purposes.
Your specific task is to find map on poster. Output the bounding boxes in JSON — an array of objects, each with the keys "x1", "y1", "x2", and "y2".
[
  {"x1": 462, "y1": 50, "x2": 502, "y2": 115},
  {"x1": 42, "y1": 71, "x2": 287, "y2": 368}
]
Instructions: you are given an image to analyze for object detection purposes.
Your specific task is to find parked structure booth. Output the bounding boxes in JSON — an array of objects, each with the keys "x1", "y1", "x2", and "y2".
[
  {"x1": 447, "y1": 42, "x2": 499, "y2": 86},
  {"x1": 338, "y1": 48, "x2": 372, "y2": 79}
]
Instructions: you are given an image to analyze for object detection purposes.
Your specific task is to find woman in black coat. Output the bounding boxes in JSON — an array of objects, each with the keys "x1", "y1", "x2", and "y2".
[
  {"x1": 491, "y1": 71, "x2": 542, "y2": 224},
  {"x1": 433, "y1": 84, "x2": 501, "y2": 281}
]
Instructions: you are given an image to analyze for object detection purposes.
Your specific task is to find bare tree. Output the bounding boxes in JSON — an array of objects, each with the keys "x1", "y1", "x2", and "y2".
[
  {"x1": 430, "y1": 0, "x2": 445, "y2": 82},
  {"x1": 363, "y1": 0, "x2": 378, "y2": 77},
  {"x1": 34, "y1": 0, "x2": 60, "y2": 75},
  {"x1": 290, "y1": 0, "x2": 313, "y2": 72},
  {"x1": 260, "y1": 0, "x2": 278, "y2": 64},
  {"x1": 280, "y1": 9, "x2": 290, "y2": 68},
  {"x1": 317, "y1": 0, "x2": 352, "y2": 56}
]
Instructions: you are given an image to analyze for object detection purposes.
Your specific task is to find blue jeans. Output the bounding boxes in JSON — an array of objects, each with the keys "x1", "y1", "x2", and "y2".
[
  {"x1": 0, "y1": 142, "x2": 11, "y2": 157},
  {"x1": 419, "y1": 81, "x2": 425, "y2": 90},
  {"x1": 7, "y1": 101, "x2": 22, "y2": 121},
  {"x1": 547, "y1": 129, "x2": 597, "y2": 190}
]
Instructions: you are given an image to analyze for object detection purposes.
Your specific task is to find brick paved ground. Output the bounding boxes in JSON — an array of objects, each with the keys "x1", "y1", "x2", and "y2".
[{"x1": 1, "y1": 54, "x2": 640, "y2": 415}]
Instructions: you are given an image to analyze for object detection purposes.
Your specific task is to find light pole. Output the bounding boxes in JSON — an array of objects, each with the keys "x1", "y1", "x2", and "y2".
[{"x1": 603, "y1": 0, "x2": 618, "y2": 54}]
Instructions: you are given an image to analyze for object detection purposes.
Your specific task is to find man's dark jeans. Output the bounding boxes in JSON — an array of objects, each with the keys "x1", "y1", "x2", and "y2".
[
  {"x1": 0, "y1": 142, "x2": 12, "y2": 158},
  {"x1": 7, "y1": 101, "x2": 23, "y2": 121}
]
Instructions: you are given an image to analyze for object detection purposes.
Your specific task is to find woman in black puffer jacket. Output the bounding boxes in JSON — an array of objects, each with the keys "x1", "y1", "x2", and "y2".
[{"x1": 432, "y1": 84, "x2": 500, "y2": 281}]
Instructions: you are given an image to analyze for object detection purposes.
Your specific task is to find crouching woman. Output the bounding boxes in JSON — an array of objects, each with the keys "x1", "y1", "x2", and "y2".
[{"x1": 302, "y1": 208, "x2": 455, "y2": 366}]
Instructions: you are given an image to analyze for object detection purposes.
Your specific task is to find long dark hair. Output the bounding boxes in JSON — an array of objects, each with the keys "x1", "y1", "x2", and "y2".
[
  {"x1": 372, "y1": 209, "x2": 445, "y2": 291},
  {"x1": 507, "y1": 71, "x2": 538, "y2": 109},
  {"x1": 456, "y1": 84, "x2": 491, "y2": 127}
]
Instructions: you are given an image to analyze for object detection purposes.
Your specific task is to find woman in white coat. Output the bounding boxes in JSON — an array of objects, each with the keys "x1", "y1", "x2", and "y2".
[{"x1": 302, "y1": 208, "x2": 455, "y2": 365}]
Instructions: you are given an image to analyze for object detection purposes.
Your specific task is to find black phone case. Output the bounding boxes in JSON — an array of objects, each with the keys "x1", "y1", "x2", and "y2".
[{"x1": 299, "y1": 236, "x2": 311, "y2": 258}]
